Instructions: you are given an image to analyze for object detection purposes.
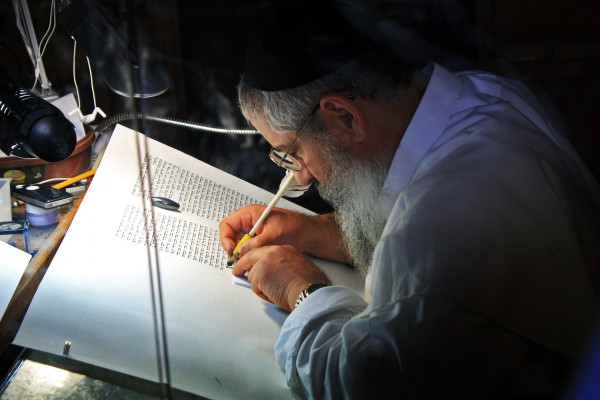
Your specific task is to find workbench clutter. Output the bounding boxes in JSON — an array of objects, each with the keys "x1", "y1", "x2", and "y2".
[
  {"x1": 12, "y1": 185, "x2": 73, "y2": 227},
  {"x1": 10, "y1": 167, "x2": 95, "y2": 227},
  {"x1": 0, "y1": 130, "x2": 94, "y2": 188},
  {"x1": 1, "y1": 56, "x2": 94, "y2": 186}
]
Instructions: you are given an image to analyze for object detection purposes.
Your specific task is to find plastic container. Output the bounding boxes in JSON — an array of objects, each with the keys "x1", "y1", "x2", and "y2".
[{"x1": 25, "y1": 203, "x2": 60, "y2": 227}]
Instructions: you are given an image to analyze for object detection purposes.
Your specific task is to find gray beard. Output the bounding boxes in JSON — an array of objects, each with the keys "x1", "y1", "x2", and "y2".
[{"x1": 317, "y1": 142, "x2": 388, "y2": 276}]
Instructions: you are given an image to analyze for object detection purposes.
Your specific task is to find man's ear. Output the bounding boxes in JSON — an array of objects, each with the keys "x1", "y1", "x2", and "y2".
[{"x1": 319, "y1": 94, "x2": 366, "y2": 143}]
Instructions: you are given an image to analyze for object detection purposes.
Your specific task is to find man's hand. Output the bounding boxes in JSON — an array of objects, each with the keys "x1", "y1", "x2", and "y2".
[
  {"x1": 219, "y1": 204, "x2": 309, "y2": 258},
  {"x1": 232, "y1": 245, "x2": 331, "y2": 312},
  {"x1": 219, "y1": 204, "x2": 351, "y2": 264}
]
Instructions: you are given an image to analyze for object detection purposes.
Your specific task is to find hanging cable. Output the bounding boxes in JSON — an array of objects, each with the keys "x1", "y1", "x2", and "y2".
[
  {"x1": 69, "y1": 39, "x2": 106, "y2": 124},
  {"x1": 37, "y1": 0, "x2": 56, "y2": 54},
  {"x1": 72, "y1": 40, "x2": 80, "y2": 105},
  {"x1": 31, "y1": 0, "x2": 56, "y2": 93}
]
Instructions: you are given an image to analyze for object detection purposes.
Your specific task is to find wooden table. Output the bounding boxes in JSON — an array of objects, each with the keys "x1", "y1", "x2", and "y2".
[{"x1": 0, "y1": 193, "x2": 85, "y2": 355}]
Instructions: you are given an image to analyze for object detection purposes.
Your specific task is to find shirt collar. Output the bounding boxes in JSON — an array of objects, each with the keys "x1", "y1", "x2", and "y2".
[{"x1": 379, "y1": 63, "x2": 461, "y2": 217}]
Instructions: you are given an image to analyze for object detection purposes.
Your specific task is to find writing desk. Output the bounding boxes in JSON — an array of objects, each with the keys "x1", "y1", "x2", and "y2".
[
  {"x1": 0, "y1": 127, "x2": 360, "y2": 399},
  {"x1": 0, "y1": 195, "x2": 83, "y2": 354},
  {"x1": 0, "y1": 194, "x2": 206, "y2": 398},
  {"x1": 0, "y1": 196, "x2": 83, "y2": 395}
]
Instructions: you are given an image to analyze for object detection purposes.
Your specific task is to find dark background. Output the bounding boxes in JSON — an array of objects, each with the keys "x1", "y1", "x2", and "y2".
[{"x1": 1, "y1": 0, "x2": 599, "y2": 213}]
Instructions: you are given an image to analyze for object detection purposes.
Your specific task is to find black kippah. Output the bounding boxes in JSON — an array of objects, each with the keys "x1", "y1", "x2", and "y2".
[{"x1": 244, "y1": 0, "x2": 377, "y2": 91}]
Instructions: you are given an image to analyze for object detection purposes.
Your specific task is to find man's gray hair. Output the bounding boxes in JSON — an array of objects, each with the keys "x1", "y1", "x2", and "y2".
[{"x1": 238, "y1": 52, "x2": 416, "y2": 135}]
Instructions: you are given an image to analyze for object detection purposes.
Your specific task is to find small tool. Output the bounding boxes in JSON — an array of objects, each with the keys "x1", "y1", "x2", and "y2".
[
  {"x1": 228, "y1": 172, "x2": 296, "y2": 266},
  {"x1": 151, "y1": 197, "x2": 180, "y2": 211}
]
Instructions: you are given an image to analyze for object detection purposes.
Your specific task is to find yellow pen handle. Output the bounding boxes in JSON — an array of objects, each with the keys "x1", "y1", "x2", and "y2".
[
  {"x1": 231, "y1": 233, "x2": 252, "y2": 263},
  {"x1": 52, "y1": 169, "x2": 97, "y2": 189},
  {"x1": 227, "y1": 172, "x2": 296, "y2": 267}
]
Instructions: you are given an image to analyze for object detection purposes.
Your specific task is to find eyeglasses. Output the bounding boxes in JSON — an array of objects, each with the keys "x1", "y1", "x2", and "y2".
[{"x1": 268, "y1": 104, "x2": 319, "y2": 171}]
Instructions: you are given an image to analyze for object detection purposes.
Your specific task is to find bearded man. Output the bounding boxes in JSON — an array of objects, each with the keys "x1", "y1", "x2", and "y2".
[{"x1": 219, "y1": 1, "x2": 600, "y2": 398}]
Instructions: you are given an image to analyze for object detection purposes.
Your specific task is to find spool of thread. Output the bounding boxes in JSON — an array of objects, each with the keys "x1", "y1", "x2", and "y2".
[{"x1": 25, "y1": 203, "x2": 60, "y2": 227}]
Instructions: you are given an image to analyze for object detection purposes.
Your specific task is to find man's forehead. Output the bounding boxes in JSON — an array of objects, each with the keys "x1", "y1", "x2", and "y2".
[
  {"x1": 247, "y1": 112, "x2": 270, "y2": 137},
  {"x1": 248, "y1": 113, "x2": 294, "y2": 149}
]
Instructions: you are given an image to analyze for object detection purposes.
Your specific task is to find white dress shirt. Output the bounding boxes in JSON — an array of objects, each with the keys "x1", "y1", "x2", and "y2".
[{"x1": 275, "y1": 63, "x2": 600, "y2": 399}]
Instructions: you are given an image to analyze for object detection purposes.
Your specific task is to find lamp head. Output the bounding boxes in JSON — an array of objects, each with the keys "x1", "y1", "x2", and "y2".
[{"x1": 0, "y1": 89, "x2": 76, "y2": 162}]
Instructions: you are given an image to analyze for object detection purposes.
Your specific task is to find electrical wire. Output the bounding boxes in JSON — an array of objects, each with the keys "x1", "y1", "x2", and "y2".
[
  {"x1": 72, "y1": 41, "x2": 80, "y2": 107},
  {"x1": 31, "y1": 0, "x2": 56, "y2": 92},
  {"x1": 71, "y1": 39, "x2": 106, "y2": 123},
  {"x1": 38, "y1": 0, "x2": 56, "y2": 61},
  {"x1": 86, "y1": 53, "x2": 98, "y2": 113}
]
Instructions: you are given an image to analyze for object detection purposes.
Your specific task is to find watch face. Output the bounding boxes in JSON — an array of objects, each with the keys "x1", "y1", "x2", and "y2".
[{"x1": 306, "y1": 283, "x2": 330, "y2": 294}]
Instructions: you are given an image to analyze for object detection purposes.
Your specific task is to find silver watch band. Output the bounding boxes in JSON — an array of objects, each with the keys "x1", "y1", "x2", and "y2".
[{"x1": 294, "y1": 283, "x2": 330, "y2": 309}]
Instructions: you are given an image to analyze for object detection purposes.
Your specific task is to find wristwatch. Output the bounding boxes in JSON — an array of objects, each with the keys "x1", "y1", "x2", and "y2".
[{"x1": 295, "y1": 283, "x2": 330, "y2": 309}]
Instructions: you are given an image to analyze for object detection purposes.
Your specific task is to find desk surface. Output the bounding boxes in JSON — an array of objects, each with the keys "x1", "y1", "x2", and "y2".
[
  {"x1": 0, "y1": 194, "x2": 84, "y2": 354},
  {"x1": 9, "y1": 202, "x2": 73, "y2": 253},
  {"x1": 0, "y1": 191, "x2": 206, "y2": 398}
]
